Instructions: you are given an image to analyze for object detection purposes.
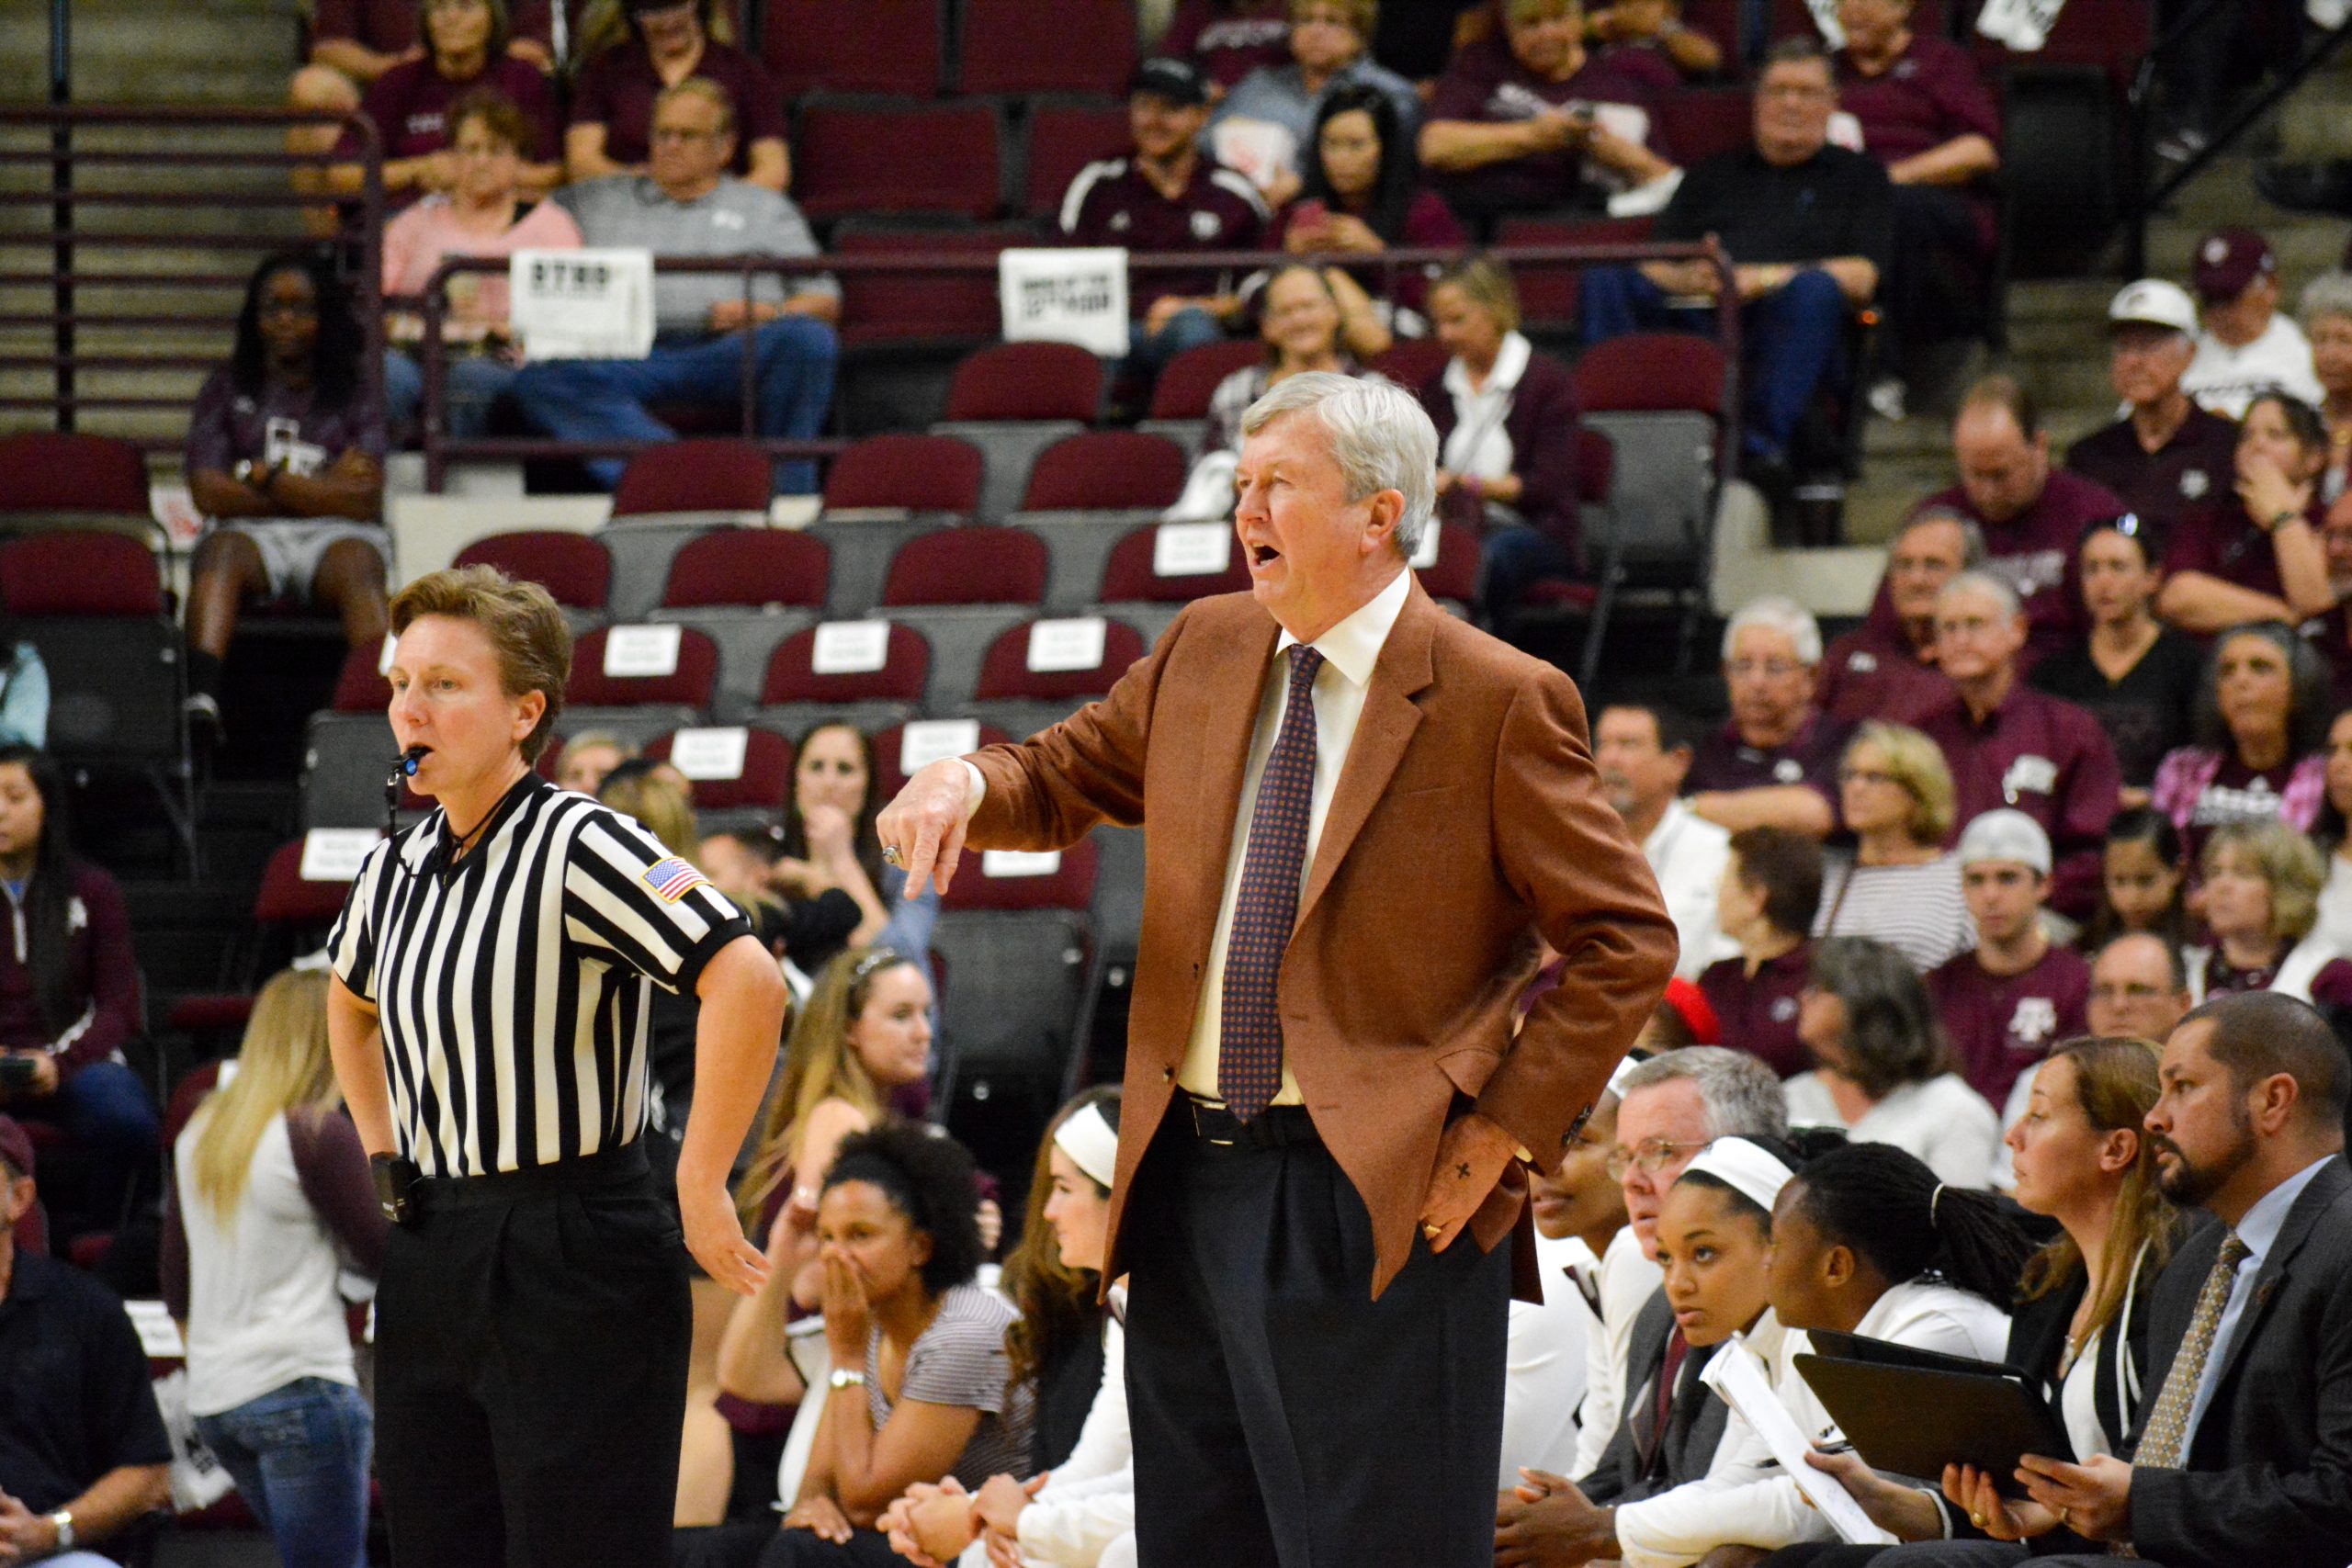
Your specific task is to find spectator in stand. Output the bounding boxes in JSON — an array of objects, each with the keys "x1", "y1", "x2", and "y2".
[
  {"x1": 2065, "y1": 280, "x2": 2244, "y2": 542},
  {"x1": 184, "y1": 250, "x2": 387, "y2": 737},
  {"x1": 1816, "y1": 507, "x2": 1973, "y2": 726},
  {"x1": 1584, "y1": 0, "x2": 1721, "y2": 81},
  {"x1": 0, "y1": 748, "x2": 153, "y2": 1243},
  {"x1": 1685, "y1": 597, "x2": 1849, "y2": 839},
  {"x1": 0, "y1": 1115, "x2": 173, "y2": 1567},
  {"x1": 162, "y1": 969, "x2": 385, "y2": 1568},
  {"x1": 1159, "y1": 0, "x2": 1295, "y2": 90},
  {"x1": 2309, "y1": 710, "x2": 2352, "y2": 957},
  {"x1": 1060, "y1": 59, "x2": 1270, "y2": 398},
  {"x1": 2189, "y1": 819, "x2": 2352, "y2": 1003},
  {"x1": 1578, "y1": 38, "x2": 1890, "y2": 483},
  {"x1": 1200, "y1": 266, "x2": 1381, "y2": 469},
  {"x1": 2029, "y1": 516, "x2": 2206, "y2": 800},
  {"x1": 1702, "y1": 826, "x2": 1824, "y2": 1077},
  {"x1": 380, "y1": 88, "x2": 582, "y2": 441},
  {"x1": 566, "y1": 0, "x2": 786, "y2": 192},
  {"x1": 2182, "y1": 228, "x2": 2324, "y2": 419},
  {"x1": 772, "y1": 725, "x2": 938, "y2": 980},
  {"x1": 510, "y1": 80, "x2": 838, "y2": 493},
  {"x1": 2080, "y1": 809, "x2": 2195, "y2": 963},
  {"x1": 1832, "y1": 0, "x2": 2002, "y2": 419},
  {"x1": 2150, "y1": 621, "x2": 2332, "y2": 863},
  {"x1": 1915, "y1": 571, "x2": 2123, "y2": 920},
  {"x1": 322, "y1": 0, "x2": 561, "y2": 212},
  {"x1": 1928, "y1": 810, "x2": 2091, "y2": 1108},
  {"x1": 1419, "y1": 0, "x2": 1680, "y2": 232},
  {"x1": 1203, "y1": 0, "x2": 1420, "y2": 206},
  {"x1": 1596, "y1": 702, "x2": 1736, "y2": 980},
  {"x1": 1266, "y1": 84, "x2": 1467, "y2": 331},
  {"x1": 1913, "y1": 376, "x2": 2128, "y2": 670},
  {"x1": 1815, "y1": 721, "x2": 1974, "y2": 973},
  {"x1": 1418, "y1": 257, "x2": 1588, "y2": 624},
  {"x1": 552, "y1": 728, "x2": 636, "y2": 796},
  {"x1": 2301, "y1": 271, "x2": 2352, "y2": 500},
  {"x1": 2158, "y1": 390, "x2": 2338, "y2": 636},
  {"x1": 2087, "y1": 931, "x2": 2193, "y2": 1043},
  {"x1": 1786, "y1": 936, "x2": 2004, "y2": 1188}
]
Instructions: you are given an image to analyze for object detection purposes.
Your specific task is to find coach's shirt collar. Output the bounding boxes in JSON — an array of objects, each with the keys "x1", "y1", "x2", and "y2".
[{"x1": 1274, "y1": 566, "x2": 1411, "y2": 689}]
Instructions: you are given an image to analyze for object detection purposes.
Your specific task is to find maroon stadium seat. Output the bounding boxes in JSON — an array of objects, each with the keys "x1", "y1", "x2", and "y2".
[
  {"x1": 0, "y1": 531, "x2": 164, "y2": 615},
  {"x1": 453, "y1": 530, "x2": 612, "y2": 610},
  {"x1": 645, "y1": 725, "x2": 796, "y2": 810},
  {"x1": 944, "y1": 341, "x2": 1103, "y2": 423},
  {"x1": 0, "y1": 432, "x2": 150, "y2": 517},
  {"x1": 761, "y1": 622, "x2": 931, "y2": 705},
  {"x1": 567, "y1": 625, "x2": 719, "y2": 707},
  {"x1": 972, "y1": 616, "x2": 1146, "y2": 701},
  {"x1": 1024, "y1": 101, "x2": 1136, "y2": 220},
  {"x1": 330, "y1": 644, "x2": 392, "y2": 713},
  {"x1": 940, "y1": 831, "x2": 1099, "y2": 910},
  {"x1": 1494, "y1": 215, "x2": 1654, "y2": 333},
  {"x1": 871, "y1": 718, "x2": 1016, "y2": 799},
  {"x1": 763, "y1": 0, "x2": 943, "y2": 97},
  {"x1": 1661, "y1": 89, "x2": 1756, "y2": 165},
  {"x1": 1097, "y1": 522, "x2": 1252, "y2": 603},
  {"x1": 1369, "y1": 337, "x2": 1450, "y2": 393},
  {"x1": 822, "y1": 434, "x2": 986, "y2": 514},
  {"x1": 1568, "y1": 333, "x2": 1729, "y2": 418},
  {"x1": 881, "y1": 527, "x2": 1048, "y2": 606},
  {"x1": 1148, "y1": 339, "x2": 1265, "y2": 421},
  {"x1": 611, "y1": 438, "x2": 773, "y2": 516},
  {"x1": 956, "y1": 0, "x2": 1138, "y2": 96},
  {"x1": 835, "y1": 223, "x2": 1032, "y2": 346},
  {"x1": 1020, "y1": 432, "x2": 1187, "y2": 512},
  {"x1": 793, "y1": 101, "x2": 1001, "y2": 221},
  {"x1": 661, "y1": 529, "x2": 831, "y2": 610}
]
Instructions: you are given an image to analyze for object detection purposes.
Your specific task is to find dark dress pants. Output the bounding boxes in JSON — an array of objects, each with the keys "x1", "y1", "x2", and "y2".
[
  {"x1": 1123, "y1": 1108, "x2": 1512, "y2": 1568},
  {"x1": 373, "y1": 1145, "x2": 693, "y2": 1568}
]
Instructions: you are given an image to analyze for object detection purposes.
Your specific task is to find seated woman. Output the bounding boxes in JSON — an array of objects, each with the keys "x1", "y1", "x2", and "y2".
[
  {"x1": 162, "y1": 968, "x2": 385, "y2": 1568},
  {"x1": 2301, "y1": 270, "x2": 2352, "y2": 501},
  {"x1": 553, "y1": 728, "x2": 639, "y2": 796},
  {"x1": 1814, "y1": 723, "x2": 1973, "y2": 973},
  {"x1": 2150, "y1": 620, "x2": 2331, "y2": 863},
  {"x1": 1160, "y1": 0, "x2": 1294, "y2": 90},
  {"x1": 771, "y1": 725, "x2": 938, "y2": 980},
  {"x1": 0, "y1": 746, "x2": 153, "y2": 1238},
  {"x1": 1419, "y1": 0, "x2": 1679, "y2": 231},
  {"x1": 1786, "y1": 937, "x2": 2003, "y2": 1190},
  {"x1": 381, "y1": 88, "x2": 582, "y2": 441},
  {"x1": 2159, "y1": 390, "x2": 2337, "y2": 635},
  {"x1": 184, "y1": 250, "x2": 388, "y2": 736},
  {"x1": 880, "y1": 1090, "x2": 1136, "y2": 1568},
  {"x1": 1700, "y1": 826, "x2": 1823, "y2": 1078},
  {"x1": 1416, "y1": 258, "x2": 1586, "y2": 627},
  {"x1": 1204, "y1": 264, "x2": 1376, "y2": 448},
  {"x1": 325, "y1": 0, "x2": 560, "y2": 213},
  {"x1": 2077, "y1": 808, "x2": 2193, "y2": 959},
  {"x1": 1203, "y1": 0, "x2": 1420, "y2": 206},
  {"x1": 1266, "y1": 85, "x2": 1467, "y2": 334},
  {"x1": 567, "y1": 0, "x2": 787, "y2": 192},
  {"x1": 2307, "y1": 709, "x2": 2352, "y2": 956},
  {"x1": 2028, "y1": 517, "x2": 2206, "y2": 803},
  {"x1": 2188, "y1": 819, "x2": 2352, "y2": 1003}
]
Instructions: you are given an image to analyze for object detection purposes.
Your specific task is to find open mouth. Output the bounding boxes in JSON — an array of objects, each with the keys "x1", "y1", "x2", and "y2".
[{"x1": 1249, "y1": 543, "x2": 1281, "y2": 568}]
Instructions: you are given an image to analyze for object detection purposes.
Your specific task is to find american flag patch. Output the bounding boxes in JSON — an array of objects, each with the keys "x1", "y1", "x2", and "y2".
[{"x1": 642, "y1": 856, "x2": 707, "y2": 902}]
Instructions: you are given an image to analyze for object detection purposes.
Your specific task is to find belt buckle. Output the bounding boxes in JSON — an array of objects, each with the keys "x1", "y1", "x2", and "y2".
[{"x1": 1188, "y1": 1097, "x2": 1235, "y2": 1147}]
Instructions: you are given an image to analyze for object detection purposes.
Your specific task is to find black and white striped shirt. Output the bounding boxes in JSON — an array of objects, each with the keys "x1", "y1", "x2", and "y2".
[{"x1": 328, "y1": 774, "x2": 751, "y2": 1178}]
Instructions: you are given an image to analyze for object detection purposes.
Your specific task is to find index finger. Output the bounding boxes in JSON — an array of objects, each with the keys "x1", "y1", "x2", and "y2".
[{"x1": 899, "y1": 813, "x2": 943, "y2": 898}]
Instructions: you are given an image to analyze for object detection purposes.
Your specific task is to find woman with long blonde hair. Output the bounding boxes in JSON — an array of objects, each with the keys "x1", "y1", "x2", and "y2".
[{"x1": 163, "y1": 968, "x2": 386, "y2": 1568}]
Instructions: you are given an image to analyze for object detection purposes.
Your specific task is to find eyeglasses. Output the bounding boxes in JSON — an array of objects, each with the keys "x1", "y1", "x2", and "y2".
[
  {"x1": 650, "y1": 126, "x2": 724, "y2": 144},
  {"x1": 2091, "y1": 981, "x2": 2170, "y2": 1002},
  {"x1": 1726, "y1": 658, "x2": 1804, "y2": 680},
  {"x1": 1606, "y1": 1137, "x2": 1710, "y2": 1181},
  {"x1": 1838, "y1": 766, "x2": 1904, "y2": 787}
]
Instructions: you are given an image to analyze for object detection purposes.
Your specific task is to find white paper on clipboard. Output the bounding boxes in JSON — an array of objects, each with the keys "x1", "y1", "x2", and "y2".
[{"x1": 1698, "y1": 1342, "x2": 1896, "y2": 1547}]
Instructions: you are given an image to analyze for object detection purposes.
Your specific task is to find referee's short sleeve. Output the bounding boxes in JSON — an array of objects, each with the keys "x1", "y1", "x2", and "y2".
[
  {"x1": 327, "y1": 837, "x2": 395, "y2": 1003},
  {"x1": 562, "y1": 810, "x2": 752, "y2": 995}
]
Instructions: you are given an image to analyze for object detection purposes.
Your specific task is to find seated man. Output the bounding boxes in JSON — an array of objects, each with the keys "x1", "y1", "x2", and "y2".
[
  {"x1": 1578, "y1": 37, "x2": 1891, "y2": 480},
  {"x1": 2065, "y1": 279, "x2": 2243, "y2": 543},
  {"x1": 1815, "y1": 506, "x2": 1974, "y2": 726},
  {"x1": 0, "y1": 1116, "x2": 174, "y2": 1567},
  {"x1": 508, "y1": 79, "x2": 838, "y2": 494},
  {"x1": 1060, "y1": 58, "x2": 1269, "y2": 396},
  {"x1": 1418, "y1": 0, "x2": 1679, "y2": 231},
  {"x1": 1909, "y1": 375, "x2": 2126, "y2": 668},
  {"x1": 2182, "y1": 228, "x2": 2324, "y2": 419},
  {"x1": 1928, "y1": 809, "x2": 2089, "y2": 1108},
  {"x1": 1914, "y1": 571, "x2": 2120, "y2": 920},
  {"x1": 1684, "y1": 595, "x2": 1849, "y2": 840},
  {"x1": 1596, "y1": 702, "x2": 1735, "y2": 980}
]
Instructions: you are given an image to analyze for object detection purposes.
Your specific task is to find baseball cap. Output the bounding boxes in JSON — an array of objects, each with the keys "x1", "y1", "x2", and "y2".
[
  {"x1": 1129, "y1": 57, "x2": 1208, "y2": 107},
  {"x1": 2192, "y1": 228, "x2": 2277, "y2": 305},
  {"x1": 2108, "y1": 279, "x2": 2199, "y2": 335},
  {"x1": 0, "y1": 1113, "x2": 31, "y2": 1181},
  {"x1": 1956, "y1": 808, "x2": 2052, "y2": 876}
]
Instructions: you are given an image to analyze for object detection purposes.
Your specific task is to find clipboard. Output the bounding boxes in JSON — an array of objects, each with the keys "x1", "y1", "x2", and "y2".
[
  {"x1": 1793, "y1": 1353, "x2": 2073, "y2": 1490},
  {"x1": 1806, "y1": 1330, "x2": 2028, "y2": 1379}
]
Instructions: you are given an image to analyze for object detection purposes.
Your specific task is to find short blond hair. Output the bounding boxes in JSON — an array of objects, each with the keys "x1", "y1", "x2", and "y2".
[
  {"x1": 2203, "y1": 820, "x2": 2325, "y2": 943},
  {"x1": 1431, "y1": 255, "x2": 1521, "y2": 334},
  {"x1": 389, "y1": 565, "x2": 571, "y2": 762},
  {"x1": 1849, "y1": 721, "x2": 1956, "y2": 845}
]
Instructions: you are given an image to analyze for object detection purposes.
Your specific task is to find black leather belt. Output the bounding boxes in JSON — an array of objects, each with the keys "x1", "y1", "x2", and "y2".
[
  {"x1": 413, "y1": 1141, "x2": 650, "y2": 1213},
  {"x1": 1178, "y1": 1095, "x2": 1321, "y2": 1149}
]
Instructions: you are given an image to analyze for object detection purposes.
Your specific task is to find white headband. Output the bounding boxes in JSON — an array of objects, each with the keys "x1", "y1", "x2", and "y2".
[
  {"x1": 1052, "y1": 1102, "x2": 1119, "y2": 1190},
  {"x1": 1607, "y1": 1054, "x2": 1645, "y2": 1100},
  {"x1": 1679, "y1": 1136, "x2": 1795, "y2": 1217}
]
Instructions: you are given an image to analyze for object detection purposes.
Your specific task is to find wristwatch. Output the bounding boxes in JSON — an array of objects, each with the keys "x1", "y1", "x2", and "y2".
[
  {"x1": 46, "y1": 1509, "x2": 74, "y2": 1550},
  {"x1": 828, "y1": 1368, "x2": 868, "y2": 1390}
]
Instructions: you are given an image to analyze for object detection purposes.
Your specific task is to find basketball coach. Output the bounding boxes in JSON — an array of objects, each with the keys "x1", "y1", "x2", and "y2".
[{"x1": 879, "y1": 372, "x2": 1676, "y2": 1567}]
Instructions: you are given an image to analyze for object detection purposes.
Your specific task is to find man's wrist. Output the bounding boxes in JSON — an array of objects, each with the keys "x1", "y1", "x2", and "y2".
[{"x1": 43, "y1": 1507, "x2": 73, "y2": 1551}]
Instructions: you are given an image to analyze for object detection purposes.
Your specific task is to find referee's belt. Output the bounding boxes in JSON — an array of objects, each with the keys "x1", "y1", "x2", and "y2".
[
  {"x1": 1176, "y1": 1095, "x2": 1321, "y2": 1150},
  {"x1": 412, "y1": 1141, "x2": 650, "y2": 1213}
]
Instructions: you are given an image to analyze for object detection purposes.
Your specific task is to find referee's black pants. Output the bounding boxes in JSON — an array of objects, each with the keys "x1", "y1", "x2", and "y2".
[
  {"x1": 374, "y1": 1144, "x2": 692, "y2": 1568},
  {"x1": 1122, "y1": 1104, "x2": 1511, "y2": 1568}
]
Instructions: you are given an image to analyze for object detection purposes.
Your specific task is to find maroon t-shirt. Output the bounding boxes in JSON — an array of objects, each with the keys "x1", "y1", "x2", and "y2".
[
  {"x1": 347, "y1": 54, "x2": 562, "y2": 164},
  {"x1": 1159, "y1": 1, "x2": 1293, "y2": 87},
  {"x1": 1816, "y1": 620, "x2": 1953, "y2": 728},
  {"x1": 1699, "y1": 944, "x2": 1812, "y2": 1079},
  {"x1": 569, "y1": 39, "x2": 787, "y2": 174},
  {"x1": 1835, "y1": 35, "x2": 1999, "y2": 248},
  {"x1": 1928, "y1": 943, "x2": 2091, "y2": 1106},
  {"x1": 1060, "y1": 156, "x2": 1267, "y2": 308},
  {"x1": 2063, "y1": 405, "x2": 2240, "y2": 547},
  {"x1": 1685, "y1": 711, "x2": 1852, "y2": 811},
  {"x1": 1426, "y1": 38, "x2": 1670, "y2": 215},
  {"x1": 2162, "y1": 496, "x2": 2323, "y2": 608},
  {"x1": 311, "y1": 0, "x2": 553, "y2": 55},
  {"x1": 184, "y1": 367, "x2": 389, "y2": 478},
  {"x1": 1912, "y1": 469, "x2": 2127, "y2": 669},
  {"x1": 1914, "y1": 684, "x2": 2122, "y2": 919}
]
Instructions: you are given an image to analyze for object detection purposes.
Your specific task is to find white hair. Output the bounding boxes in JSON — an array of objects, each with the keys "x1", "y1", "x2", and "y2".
[
  {"x1": 1938, "y1": 569, "x2": 2022, "y2": 621},
  {"x1": 1722, "y1": 594, "x2": 1822, "y2": 666},
  {"x1": 1239, "y1": 371, "x2": 1437, "y2": 558}
]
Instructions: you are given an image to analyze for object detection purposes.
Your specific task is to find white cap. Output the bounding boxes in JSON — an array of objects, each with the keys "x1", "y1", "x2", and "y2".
[
  {"x1": 2108, "y1": 278, "x2": 2199, "y2": 335},
  {"x1": 1956, "y1": 807, "x2": 2052, "y2": 875}
]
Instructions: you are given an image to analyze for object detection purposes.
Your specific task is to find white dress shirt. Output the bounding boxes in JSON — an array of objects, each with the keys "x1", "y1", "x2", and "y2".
[
  {"x1": 1783, "y1": 1070, "x2": 2005, "y2": 1190},
  {"x1": 1502, "y1": 1228, "x2": 1595, "y2": 1485},
  {"x1": 1571, "y1": 1224, "x2": 1665, "y2": 1479},
  {"x1": 1441, "y1": 330, "x2": 1532, "y2": 483},
  {"x1": 2181, "y1": 1154, "x2": 2335, "y2": 1450},
  {"x1": 2183, "y1": 314, "x2": 2324, "y2": 419},
  {"x1": 1644, "y1": 799, "x2": 1736, "y2": 980}
]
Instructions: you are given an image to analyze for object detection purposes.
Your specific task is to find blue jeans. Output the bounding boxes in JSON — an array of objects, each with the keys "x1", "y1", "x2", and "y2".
[
  {"x1": 41, "y1": 1058, "x2": 159, "y2": 1225},
  {"x1": 383, "y1": 348, "x2": 519, "y2": 440},
  {"x1": 1122, "y1": 305, "x2": 1225, "y2": 387},
  {"x1": 508, "y1": 316, "x2": 839, "y2": 493},
  {"x1": 1578, "y1": 264, "x2": 1849, "y2": 464},
  {"x1": 194, "y1": 1377, "x2": 373, "y2": 1568},
  {"x1": 1480, "y1": 523, "x2": 1580, "y2": 626}
]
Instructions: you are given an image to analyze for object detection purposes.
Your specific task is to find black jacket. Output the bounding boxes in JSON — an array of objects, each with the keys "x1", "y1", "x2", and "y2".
[{"x1": 1578, "y1": 1287, "x2": 1729, "y2": 1506}]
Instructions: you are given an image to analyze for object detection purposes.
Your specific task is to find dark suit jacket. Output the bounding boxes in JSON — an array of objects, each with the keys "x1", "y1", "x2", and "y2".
[
  {"x1": 1578, "y1": 1287, "x2": 1727, "y2": 1506},
  {"x1": 967, "y1": 581, "x2": 1678, "y2": 1299},
  {"x1": 2125, "y1": 1155, "x2": 2352, "y2": 1567}
]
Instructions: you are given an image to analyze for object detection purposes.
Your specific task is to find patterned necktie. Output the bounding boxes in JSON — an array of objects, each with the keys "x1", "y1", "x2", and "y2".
[
  {"x1": 2132, "y1": 1233, "x2": 2252, "y2": 1472},
  {"x1": 1217, "y1": 644, "x2": 1324, "y2": 1122}
]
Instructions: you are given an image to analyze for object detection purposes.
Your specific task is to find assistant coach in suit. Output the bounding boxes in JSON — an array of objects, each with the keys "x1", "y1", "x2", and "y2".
[{"x1": 878, "y1": 372, "x2": 1677, "y2": 1567}]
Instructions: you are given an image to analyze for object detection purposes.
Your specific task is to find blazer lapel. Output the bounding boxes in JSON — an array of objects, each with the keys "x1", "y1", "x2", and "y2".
[
  {"x1": 1295, "y1": 581, "x2": 1438, "y2": 932},
  {"x1": 2199, "y1": 1157, "x2": 2348, "y2": 1410}
]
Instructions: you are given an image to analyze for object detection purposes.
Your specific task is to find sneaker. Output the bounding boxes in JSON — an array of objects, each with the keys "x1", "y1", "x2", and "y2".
[
  {"x1": 1866, "y1": 377, "x2": 1908, "y2": 423},
  {"x1": 184, "y1": 692, "x2": 222, "y2": 745},
  {"x1": 2155, "y1": 127, "x2": 2210, "y2": 169}
]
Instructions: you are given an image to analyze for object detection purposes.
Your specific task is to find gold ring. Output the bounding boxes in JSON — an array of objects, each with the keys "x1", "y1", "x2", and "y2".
[
  {"x1": 1971, "y1": 1514, "x2": 1986, "y2": 1529},
  {"x1": 2058, "y1": 1507, "x2": 2071, "y2": 1527},
  {"x1": 1422, "y1": 1223, "x2": 1442, "y2": 1238},
  {"x1": 881, "y1": 844, "x2": 904, "y2": 867}
]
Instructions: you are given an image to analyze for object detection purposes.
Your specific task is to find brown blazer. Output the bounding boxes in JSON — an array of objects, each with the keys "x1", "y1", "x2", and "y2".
[{"x1": 966, "y1": 579, "x2": 1677, "y2": 1298}]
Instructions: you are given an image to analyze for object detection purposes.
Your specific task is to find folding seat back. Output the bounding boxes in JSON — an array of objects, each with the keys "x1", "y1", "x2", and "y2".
[
  {"x1": 957, "y1": 0, "x2": 1137, "y2": 96},
  {"x1": 763, "y1": 0, "x2": 943, "y2": 97},
  {"x1": 1020, "y1": 432, "x2": 1187, "y2": 514},
  {"x1": 453, "y1": 530, "x2": 612, "y2": 610},
  {"x1": 966, "y1": 615, "x2": 1146, "y2": 737},
  {"x1": 611, "y1": 438, "x2": 774, "y2": 517},
  {"x1": 0, "y1": 432, "x2": 150, "y2": 520},
  {"x1": 1024, "y1": 102, "x2": 1136, "y2": 220},
  {"x1": 1569, "y1": 335, "x2": 1724, "y2": 559},
  {"x1": 0, "y1": 531, "x2": 187, "y2": 780},
  {"x1": 565, "y1": 625, "x2": 720, "y2": 746},
  {"x1": 793, "y1": 101, "x2": 1002, "y2": 221},
  {"x1": 943, "y1": 342, "x2": 1103, "y2": 423},
  {"x1": 822, "y1": 434, "x2": 985, "y2": 517},
  {"x1": 662, "y1": 529, "x2": 831, "y2": 611},
  {"x1": 1369, "y1": 337, "x2": 1449, "y2": 395},
  {"x1": 646, "y1": 724, "x2": 796, "y2": 811},
  {"x1": 835, "y1": 223, "x2": 1033, "y2": 348},
  {"x1": 1096, "y1": 519, "x2": 1252, "y2": 604},
  {"x1": 881, "y1": 526, "x2": 1048, "y2": 608},
  {"x1": 1147, "y1": 339, "x2": 1264, "y2": 421},
  {"x1": 754, "y1": 620, "x2": 930, "y2": 738}
]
